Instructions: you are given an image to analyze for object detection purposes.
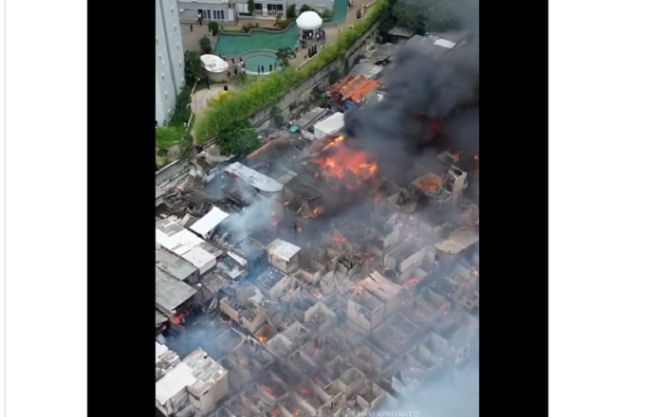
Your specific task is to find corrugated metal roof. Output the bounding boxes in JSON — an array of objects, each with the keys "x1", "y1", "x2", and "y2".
[
  {"x1": 314, "y1": 112, "x2": 345, "y2": 135},
  {"x1": 266, "y1": 239, "x2": 301, "y2": 261},
  {"x1": 348, "y1": 63, "x2": 384, "y2": 80},
  {"x1": 159, "y1": 229, "x2": 204, "y2": 256},
  {"x1": 223, "y1": 162, "x2": 284, "y2": 193},
  {"x1": 181, "y1": 245, "x2": 216, "y2": 272},
  {"x1": 388, "y1": 27, "x2": 415, "y2": 38},
  {"x1": 434, "y1": 229, "x2": 479, "y2": 254},
  {"x1": 189, "y1": 207, "x2": 230, "y2": 237},
  {"x1": 156, "y1": 268, "x2": 198, "y2": 313},
  {"x1": 348, "y1": 79, "x2": 380, "y2": 103},
  {"x1": 156, "y1": 248, "x2": 197, "y2": 281}
]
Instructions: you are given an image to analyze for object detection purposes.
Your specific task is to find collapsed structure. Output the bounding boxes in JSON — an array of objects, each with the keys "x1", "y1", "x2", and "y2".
[{"x1": 155, "y1": 31, "x2": 479, "y2": 417}]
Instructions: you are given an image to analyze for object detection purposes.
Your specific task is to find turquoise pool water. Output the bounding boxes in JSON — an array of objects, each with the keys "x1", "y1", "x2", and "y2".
[
  {"x1": 215, "y1": 0, "x2": 348, "y2": 55},
  {"x1": 244, "y1": 52, "x2": 280, "y2": 73}
]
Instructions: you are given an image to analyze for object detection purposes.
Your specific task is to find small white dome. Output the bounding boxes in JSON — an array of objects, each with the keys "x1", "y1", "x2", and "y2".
[
  {"x1": 200, "y1": 54, "x2": 229, "y2": 73},
  {"x1": 296, "y1": 11, "x2": 323, "y2": 30}
]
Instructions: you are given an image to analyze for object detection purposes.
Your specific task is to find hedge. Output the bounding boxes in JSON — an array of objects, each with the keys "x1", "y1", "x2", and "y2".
[{"x1": 193, "y1": 0, "x2": 388, "y2": 143}]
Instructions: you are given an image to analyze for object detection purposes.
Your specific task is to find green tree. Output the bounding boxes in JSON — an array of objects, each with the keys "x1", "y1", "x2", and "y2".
[
  {"x1": 321, "y1": 9, "x2": 332, "y2": 19},
  {"x1": 184, "y1": 51, "x2": 205, "y2": 84},
  {"x1": 199, "y1": 36, "x2": 212, "y2": 54},
  {"x1": 170, "y1": 86, "x2": 193, "y2": 127},
  {"x1": 208, "y1": 21, "x2": 220, "y2": 35},
  {"x1": 300, "y1": 4, "x2": 312, "y2": 13},
  {"x1": 247, "y1": 0, "x2": 255, "y2": 14},
  {"x1": 286, "y1": 4, "x2": 296, "y2": 18},
  {"x1": 216, "y1": 120, "x2": 260, "y2": 156},
  {"x1": 275, "y1": 47, "x2": 297, "y2": 66}
]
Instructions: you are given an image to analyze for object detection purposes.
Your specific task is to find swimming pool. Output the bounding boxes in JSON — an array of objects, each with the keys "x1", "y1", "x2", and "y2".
[
  {"x1": 242, "y1": 51, "x2": 281, "y2": 75},
  {"x1": 214, "y1": 0, "x2": 349, "y2": 56}
]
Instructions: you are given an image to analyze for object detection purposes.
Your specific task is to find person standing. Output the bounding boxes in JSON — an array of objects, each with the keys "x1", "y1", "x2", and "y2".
[
  {"x1": 198, "y1": 13, "x2": 203, "y2": 26},
  {"x1": 234, "y1": 67, "x2": 238, "y2": 76},
  {"x1": 231, "y1": 57, "x2": 235, "y2": 64},
  {"x1": 269, "y1": 64, "x2": 272, "y2": 72},
  {"x1": 205, "y1": 76, "x2": 210, "y2": 89},
  {"x1": 190, "y1": 24, "x2": 193, "y2": 32},
  {"x1": 261, "y1": 65, "x2": 265, "y2": 73}
]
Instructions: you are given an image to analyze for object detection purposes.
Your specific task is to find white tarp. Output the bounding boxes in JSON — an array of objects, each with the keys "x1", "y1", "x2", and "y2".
[{"x1": 189, "y1": 207, "x2": 230, "y2": 238}]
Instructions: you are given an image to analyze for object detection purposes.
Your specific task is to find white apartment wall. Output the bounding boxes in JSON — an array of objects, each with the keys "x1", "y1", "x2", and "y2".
[
  {"x1": 156, "y1": 0, "x2": 185, "y2": 126},
  {"x1": 178, "y1": 1, "x2": 234, "y2": 22}
]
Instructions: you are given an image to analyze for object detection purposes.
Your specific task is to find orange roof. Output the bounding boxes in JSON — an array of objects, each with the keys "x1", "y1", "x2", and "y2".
[
  {"x1": 347, "y1": 79, "x2": 379, "y2": 103},
  {"x1": 328, "y1": 75, "x2": 380, "y2": 104}
]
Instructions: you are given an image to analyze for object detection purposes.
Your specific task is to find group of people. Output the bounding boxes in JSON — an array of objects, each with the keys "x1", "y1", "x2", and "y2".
[{"x1": 257, "y1": 63, "x2": 279, "y2": 74}]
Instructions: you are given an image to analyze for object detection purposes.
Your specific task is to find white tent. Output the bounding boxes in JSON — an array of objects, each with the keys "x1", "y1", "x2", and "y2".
[
  {"x1": 296, "y1": 11, "x2": 323, "y2": 30},
  {"x1": 189, "y1": 206, "x2": 230, "y2": 239}
]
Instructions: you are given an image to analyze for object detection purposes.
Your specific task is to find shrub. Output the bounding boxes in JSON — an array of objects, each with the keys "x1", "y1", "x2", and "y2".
[
  {"x1": 156, "y1": 126, "x2": 185, "y2": 149},
  {"x1": 321, "y1": 9, "x2": 333, "y2": 19},
  {"x1": 216, "y1": 120, "x2": 260, "y2": 157},
  {"x1": 194, "y1": 0, "x2": 388, "y2": 143},
  {"x1": 199, "y1": 36, "x2": 212, "y2": 53},
  {"x1": 208, "y1": 21, "x2": 220, "y2": 35},
  {"x1": 184, "y1": 50, "x2": 205, "y2": 84},
  {"x1": 247, "y1": 0, "x2": 255, "y2": 14},
  {"x1": 241, "y1": 24, "x2": 251, "y2": 33},
  {"x1": 300, "y1": 4, "x2": 312, "y2": 13},
  {"x1": 287, "y1": 4, "x2": 296, "y2": 18},
  {"x1": 170, "y1": 85, "x2": 193, "y2": 127}
]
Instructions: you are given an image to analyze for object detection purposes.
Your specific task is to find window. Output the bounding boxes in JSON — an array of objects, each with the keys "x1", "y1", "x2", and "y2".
[
  {"x1": 179, "y1": 60, "x2": 183, "y2": 69},
  {"x1": 155, "y1": 37, "x2": 159, "y2": 47},
  {"x1": 170, "y1": 7, "x2": 174, "y2": 16},
  {"x1": 161, "y1": 73, "x2": 165, "y2": 82},
  {"x1": 173, "y1": 24, "x2": 177, "y2": 33},
  {"x1": 165, "y1": 91, "x2": 168, "y2": 100},
  {"x1": 176, "y1": 43, "x2": 180, "y2": 51},
  {"x1": 254, "y1": 3, "x2": 263, "y2": 10},
  {"x1": 213, "y1": 10, "x2": 224, "y2": 20},
  {"x1": 159, "y1": 55, "x2": 164, "y2": 65}
]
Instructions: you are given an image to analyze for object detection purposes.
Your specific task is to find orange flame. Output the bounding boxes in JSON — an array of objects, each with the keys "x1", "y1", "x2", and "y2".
[
  {"x1": 322, "y1": 135, "x2": 345, "y2": 151},
  {"x1": 454, "y1": 151, "x2": 462, "y2": 159},
  {"x1": 271, "y1": 220, "x2": 279, "y2": 227},
  {"x1": 300, "y1": 388, "x2": 312, "y2": 395},
  {"x1": 404, "y1": 277, "x2": 419, "y2": 289},
  {"x1": 313, "y1": 206, "x2": 324, "y2": 217},
  {"x1": 257, "y1": 335, "x2": 268, "y2": 343},
  {"x1": 314, "y1": 347, "x2": 323, "y2": 355},
  {"x1": 262, "y1": 384, "x2": 277, "y2": 398},
  {"x1": 416, "y1": 174, "x2": 443, "y2": 191},
  {"x1": 333, "y1": 233, "x2": 346, "y2": 243},
  {"x1": 314, "y1": 141, "x2": 378, "y2": 187},
  {"x1": 271, "y1": 408, "x2": 282, "y2": 416},
  {"x1": 298, "y1": 226, "x2": 303, "y2": 233}
]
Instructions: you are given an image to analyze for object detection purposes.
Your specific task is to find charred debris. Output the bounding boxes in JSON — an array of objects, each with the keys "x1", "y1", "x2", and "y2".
[{"x1": 155, "y1": 32, "x2": 479, "y2": 417}]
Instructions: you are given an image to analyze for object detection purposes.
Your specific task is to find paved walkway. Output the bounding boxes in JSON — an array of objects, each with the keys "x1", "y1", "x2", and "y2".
[{"x1": 191, "y1": 84, "x2": 242, "y2": 115}]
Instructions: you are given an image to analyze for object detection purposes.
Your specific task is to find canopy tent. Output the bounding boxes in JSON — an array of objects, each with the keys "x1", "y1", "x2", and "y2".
[{"x1": 296, "y1": 11, "x2": 323, "y2": 30}]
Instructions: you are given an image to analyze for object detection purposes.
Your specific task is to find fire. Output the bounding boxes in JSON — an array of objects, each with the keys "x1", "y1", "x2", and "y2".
[
  {"x1": 300, "y1": 388, "x2": 312, "y2": 395},
  {"x1": 322, "y1": 135, "x2": 345, "y2": 151},
  {"x1": 333, "y1": 233, "x2": 346, "y2": 243},
  {"x1": 314, "y1": 141, "x2": 378, "y2": 187},
  {"x1": 271, "y1": 220, "x2": 279, "y2": 227},
  {"x1": 417, "y1": 176, "x2": 443, "y2": 191},
  {"x1": 257, "y1": 334, "x2": 268, "y2": 343},
  {"x1": 292, "y1": 411, "x2": 302, "y2": 417},
  {"x1": 298, "y1": 226, "x2": 303, "y2": 233},
  {"x1": 404, "y1": 277, "x2": 419, "y2": 289},
  {"x1": 314, "y1": 347, "x2": 323, "y2": 355},
  {"x1": 313, "y1": 206, "x2": 324, "y2": 217},
  {"x1": 270, "y1": 409, "x2": 282, "y2": 416},
  {"x1": 454, "y1": 151, "x2": 462, "y2": 159},
  {"x1": 262, "y1": 384, "x2": 277, "y2": 398}
]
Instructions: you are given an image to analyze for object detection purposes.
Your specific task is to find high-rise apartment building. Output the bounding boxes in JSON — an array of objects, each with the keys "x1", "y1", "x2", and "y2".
[{"x1": 156, "y1": 0, "x2": 186, "y2": 127}]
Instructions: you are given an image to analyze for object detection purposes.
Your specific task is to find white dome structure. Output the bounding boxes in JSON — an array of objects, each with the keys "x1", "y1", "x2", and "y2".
[
  {"x1": 200, "y1": 54, "x2": 229, "y2": 73},
  {"x1": 296, "y1": 11, "x2": 323, "y2": 30},
  {"x1": 200, "y1": 54, "x2": 230, "y2": 82}
]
